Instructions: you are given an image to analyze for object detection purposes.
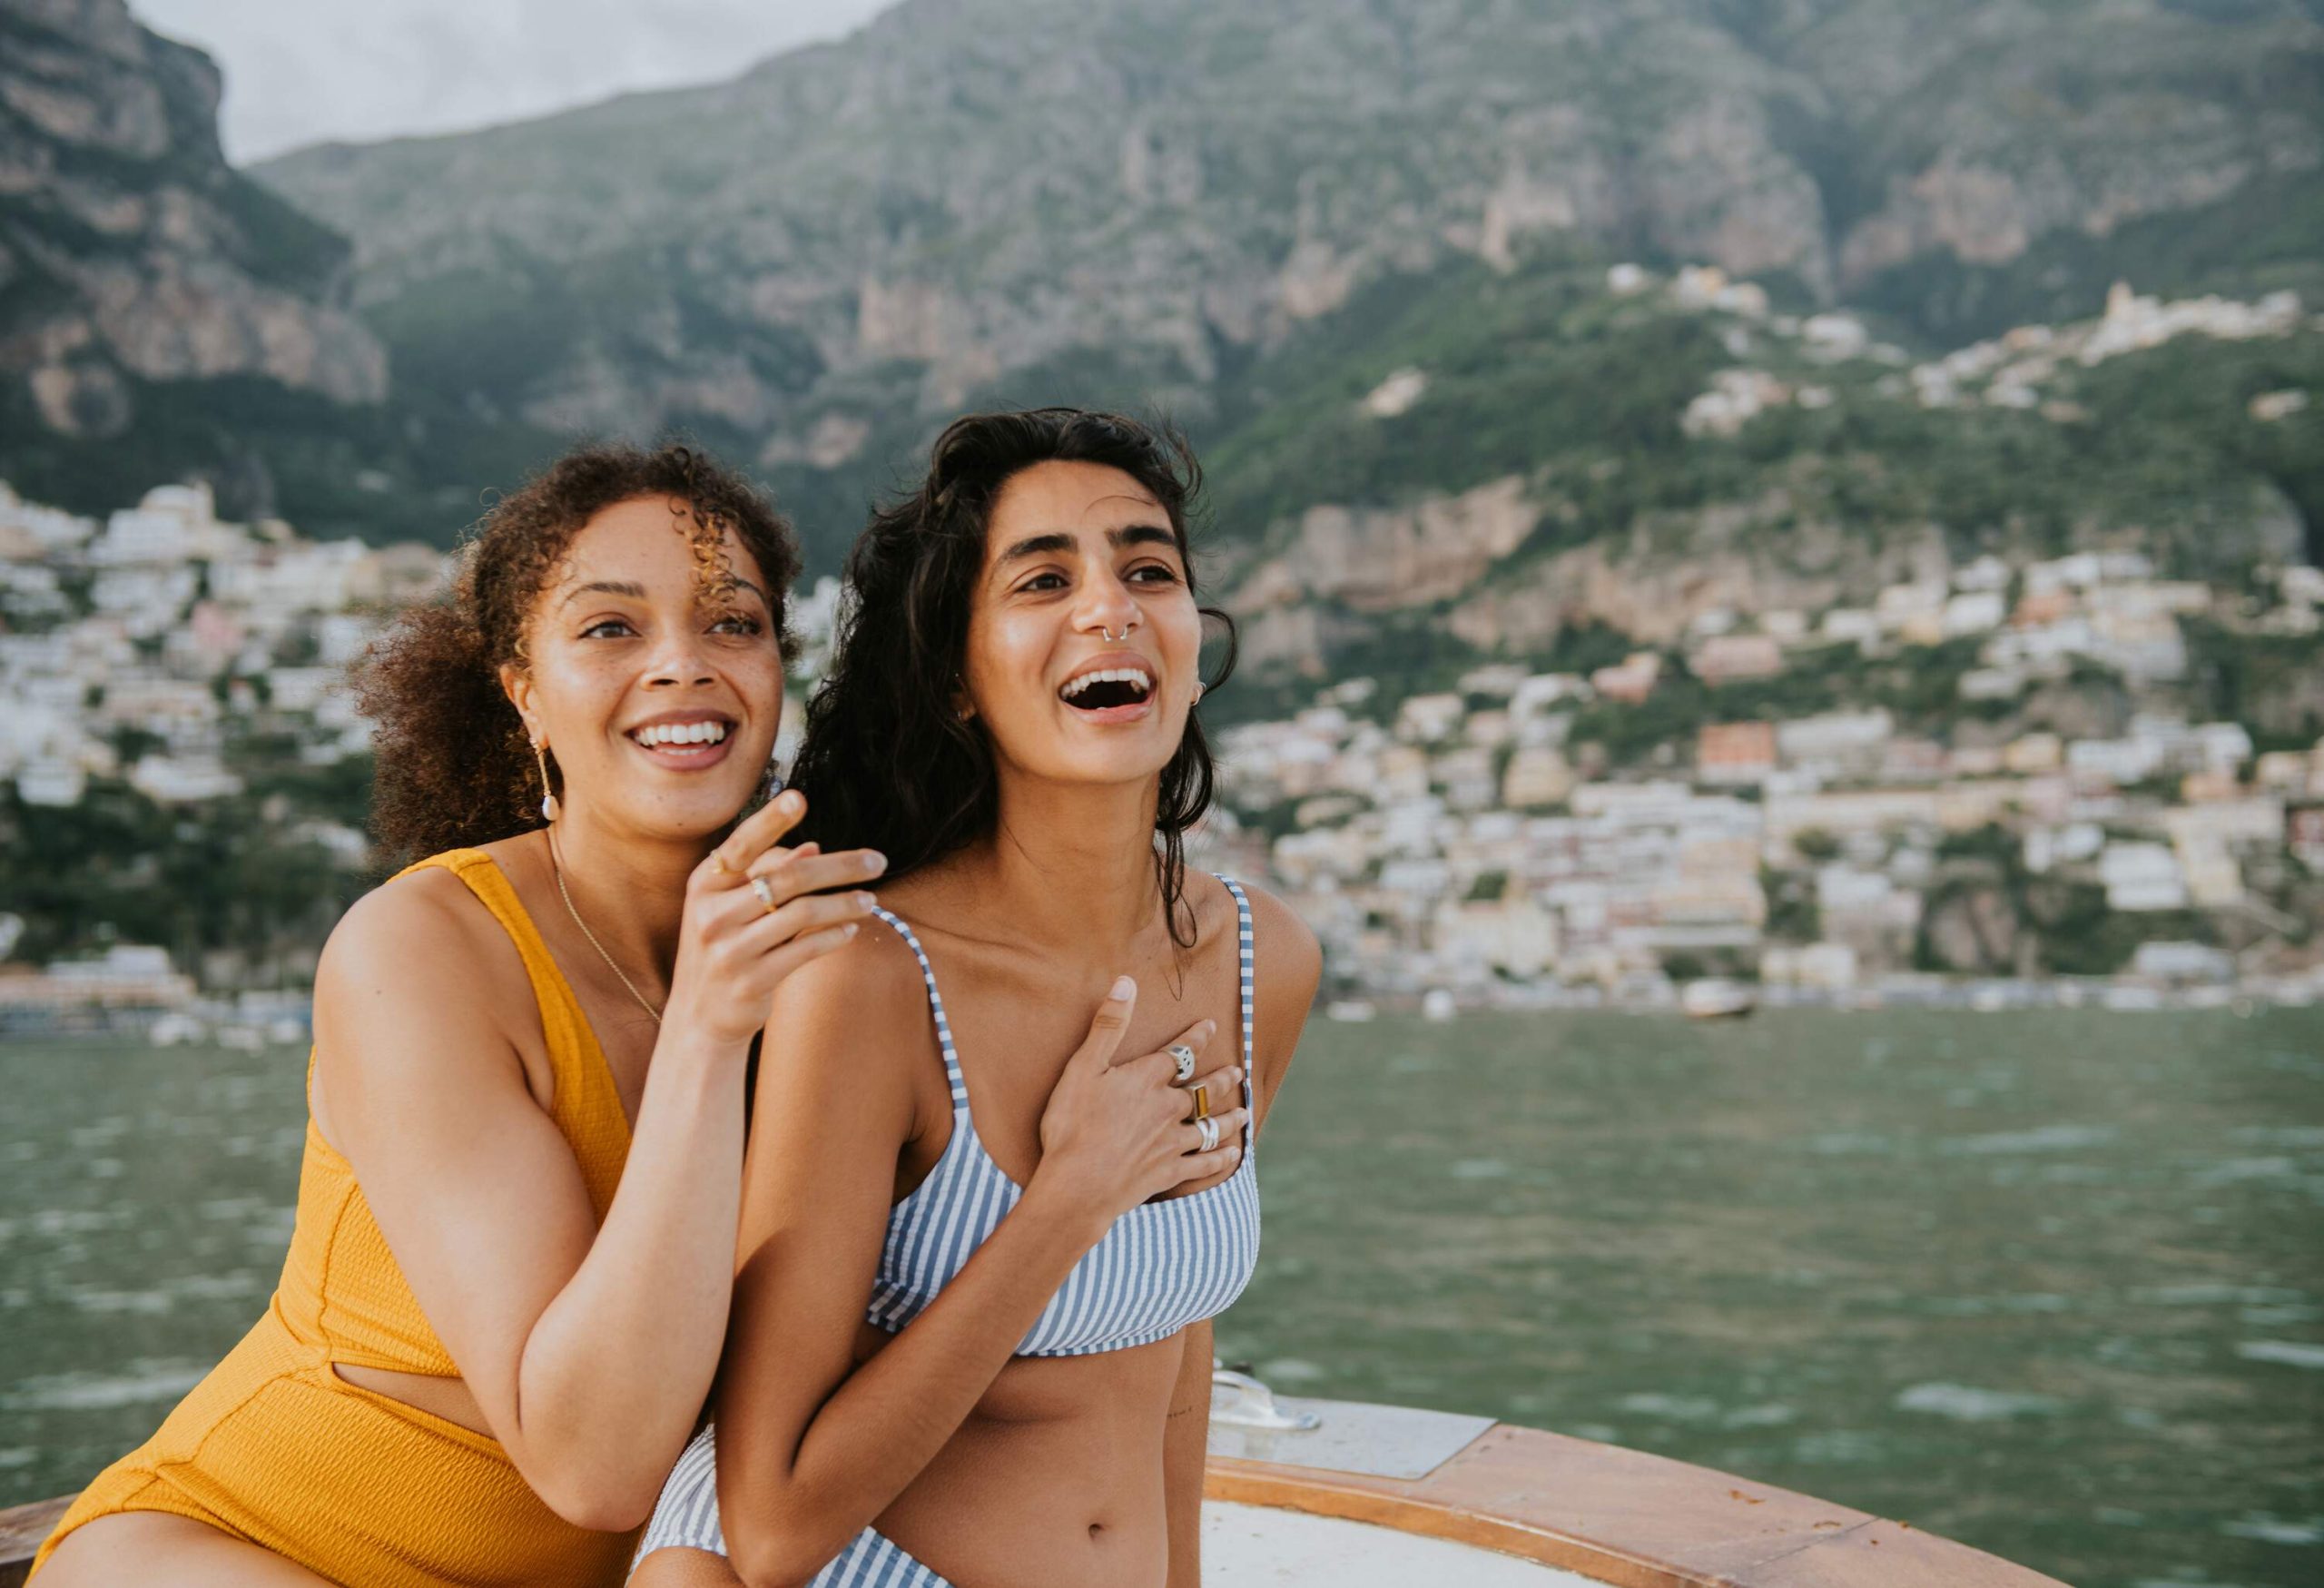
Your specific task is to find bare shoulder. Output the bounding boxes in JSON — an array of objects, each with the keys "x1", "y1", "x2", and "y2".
[
  {"x1": 1237, "y1": 881, "x2": 1322, "y2": 1008},
  {"x1": 1224, "y1": 879, "x2": 1320, "y2": 1113},
  {"x1": 317, "y1": 863, "x2": 520, "y2": 1016},
  {"x1": 758, "y1": 912, "x2": 940, "y2": 1114}
]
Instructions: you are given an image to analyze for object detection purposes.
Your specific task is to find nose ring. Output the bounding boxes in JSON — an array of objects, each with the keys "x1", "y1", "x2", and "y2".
[{"x1": 1102, "y1": 622, "x2": 1135, "y2": 643}]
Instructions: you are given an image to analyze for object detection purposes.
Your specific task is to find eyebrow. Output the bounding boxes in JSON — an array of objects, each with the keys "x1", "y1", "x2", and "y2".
[
  {"x1": 997, "y1": 523, "x2": 1178, "y2": 566},
  {"x1": 560, "y1": 577, "x2": 771, "y2": 607},
  {"x1": 563, "y1": 580, "x2": 646, "y2": 606}
]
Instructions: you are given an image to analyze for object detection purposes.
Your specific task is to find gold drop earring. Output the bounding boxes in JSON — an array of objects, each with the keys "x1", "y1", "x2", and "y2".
[{"x1": 531, "y1": 738, "x2": 561, "y2": 824}]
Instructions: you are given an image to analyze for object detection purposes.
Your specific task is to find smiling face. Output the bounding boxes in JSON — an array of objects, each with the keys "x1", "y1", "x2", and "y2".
[
  {"x1": 501, "y1": 495, "x2": 783, "y2": 841},
  {"x1": 960, "y1": 459, "x2": 1202, "y2": 792}
]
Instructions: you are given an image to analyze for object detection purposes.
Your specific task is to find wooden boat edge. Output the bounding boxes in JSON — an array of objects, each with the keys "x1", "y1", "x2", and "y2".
[
  {"x1": 1205, "y1": 1416, "x2": 2074, "y2": 1587},
  {"x1": 0, "y1": 1496, "x2": 64, "y2": 1588},
  {"x1": 0, "y1": 1414, "x2": 2071, "y2": 1588}
]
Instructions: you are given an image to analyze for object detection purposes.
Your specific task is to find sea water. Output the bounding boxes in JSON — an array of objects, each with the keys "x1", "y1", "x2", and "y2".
[{"x1": 3, "y1": 1011, "x2": 2320, "y2": 1587}]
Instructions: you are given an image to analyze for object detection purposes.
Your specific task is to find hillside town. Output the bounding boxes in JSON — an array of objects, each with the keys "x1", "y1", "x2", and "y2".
[
  {"x1": 1649, "y1": 265, "x2": 2317, "y2": 435},
  {"x1": 5, "y1": 472, "x2": 2324, "y2": 1031},
  {"x1": 0, "y1": 479, "x2": 445, "y2": 1038},
  {"x1": 1207, "y1": 547, "x2": 2324, "y2": 1014}
]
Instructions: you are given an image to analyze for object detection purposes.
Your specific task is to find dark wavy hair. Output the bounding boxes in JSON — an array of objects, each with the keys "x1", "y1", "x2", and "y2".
[
  {"x1": 358, "y1": 441, "x2": 802, "y2": 863},
  {"x1": 788, "y1": 408, "x2": 1236, "y2": 945}
]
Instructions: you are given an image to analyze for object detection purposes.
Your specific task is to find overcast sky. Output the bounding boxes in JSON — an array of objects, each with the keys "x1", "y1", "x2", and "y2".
[{"x1": 137, "y1": 0, "x2": 900, "y2": 163}]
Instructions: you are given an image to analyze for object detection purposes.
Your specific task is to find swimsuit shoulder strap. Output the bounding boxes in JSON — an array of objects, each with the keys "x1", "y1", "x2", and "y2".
[
  {"x1": 870, "y1": 908, "x2": 970, "y2": 1110},
  {"x1": 1216, "y1": 875, "x2": 1257, "y2": 1148}
]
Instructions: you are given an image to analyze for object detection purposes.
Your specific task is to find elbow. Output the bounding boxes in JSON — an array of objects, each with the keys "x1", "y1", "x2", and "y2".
[
  {"x1": 727, "y1": 1543, "x2": 818, "y2": 1588},
  {"x1": 727, "y1": 1511, "x2": 843, "y2": 1588},
  {"x1": 532, "y1": 1469, "x2": 661, "y2": 1535}
]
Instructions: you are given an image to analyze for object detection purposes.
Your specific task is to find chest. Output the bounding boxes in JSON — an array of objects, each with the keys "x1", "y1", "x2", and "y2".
[
  {"x1": 509, "y1": 970, "x2": 655, "y2": 1131},
  {"x1": 913, "y1": 949, "x2": 1246, "y2": 1189}
]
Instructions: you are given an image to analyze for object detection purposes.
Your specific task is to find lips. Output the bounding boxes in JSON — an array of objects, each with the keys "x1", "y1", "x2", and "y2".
[{"x1": 625, "y1": 713, "x2": 738, "y2": 768}]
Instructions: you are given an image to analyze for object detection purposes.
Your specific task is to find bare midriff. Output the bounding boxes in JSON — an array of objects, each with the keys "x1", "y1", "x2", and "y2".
[
  {"x1": 856, "y1": 1324, "x2": 1187, "y2": 1588},
  {"x1": 330, "y1": 1365, "x2": 495, "y2": 1436}
]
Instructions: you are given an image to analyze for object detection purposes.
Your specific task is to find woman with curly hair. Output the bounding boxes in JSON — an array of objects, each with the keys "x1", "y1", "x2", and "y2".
[
  {"x1": 33, "y1": 439, "x2": 1208, "y2": 1587},
  {"x1": 630, "y1": 409, "x2": 1321, "y2": 1588}
]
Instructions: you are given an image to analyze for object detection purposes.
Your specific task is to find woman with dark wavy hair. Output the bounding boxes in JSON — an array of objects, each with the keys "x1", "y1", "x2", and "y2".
[
  {"x1": 33, "y1": 439, "x2": 1204, "y2": 1588},
  {"x1": 631, "y1": 409, "x2": 1321, "y2": 1588}
]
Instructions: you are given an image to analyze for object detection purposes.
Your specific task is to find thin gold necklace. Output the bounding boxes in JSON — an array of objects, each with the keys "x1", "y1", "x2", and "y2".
[{"x1": 547, "y1": 829, "x2": 665, "y2": 1024}]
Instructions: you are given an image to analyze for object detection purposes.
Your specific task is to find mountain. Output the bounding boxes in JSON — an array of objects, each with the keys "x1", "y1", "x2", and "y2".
[
  {"x1": 0, "y1": 0, "x2": 387, "y2": 519},
  {"x1": 2, "y1": 0, "x2": 2320, "y2": 699}
]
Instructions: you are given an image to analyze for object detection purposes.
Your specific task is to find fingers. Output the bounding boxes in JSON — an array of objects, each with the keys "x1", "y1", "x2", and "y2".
[
  {"x1": 746, "y1": 844, "x2": 887, "y2": 906},
  {"x1": 757, "y1": 920, "x2": 863, "y2": 984},
  {"x1": 1069, "y1": 977, "x2": 1138, "y2": 1072},
  {"x1": 704, "y1": 789, "x2": 807, "y2": 880},
  {"x1": 738, "y1": 888, "x2": 881, "y2": 951},
  {"x1": 1180, "y1": 1106, "x2": 1255, "y2": 1153},
  {"x1": 1173, "y1": 1066, "x2": 1243, "y2": 1121},
  {"x1": 1111, "y1": 1016, "x2": 1214, "y2": 1077}
]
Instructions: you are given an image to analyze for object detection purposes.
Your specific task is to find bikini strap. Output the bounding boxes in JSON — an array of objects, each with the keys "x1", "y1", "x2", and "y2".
[
  {"x1": 1217, "y1": 876, "x2": 1257, "y2": 1149},
  {"x1": 871, "y1": 908, "x2": 970, "y2": 1110}
]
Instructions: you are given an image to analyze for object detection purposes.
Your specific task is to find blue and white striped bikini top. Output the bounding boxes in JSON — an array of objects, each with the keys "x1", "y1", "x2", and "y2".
[{"x1": 863, "y1": 877, "x2": 1261, "y2": 1357}]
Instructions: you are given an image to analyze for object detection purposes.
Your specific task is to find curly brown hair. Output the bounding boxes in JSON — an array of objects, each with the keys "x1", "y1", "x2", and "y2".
[{"x1": 358, "y1": 441, "x2": 803, "y2": 863}]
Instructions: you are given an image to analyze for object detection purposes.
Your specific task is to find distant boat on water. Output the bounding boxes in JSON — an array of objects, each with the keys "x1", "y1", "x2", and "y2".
[{"x1": 1680, "y1": 979, "x2": 1757, "y2": 1021}]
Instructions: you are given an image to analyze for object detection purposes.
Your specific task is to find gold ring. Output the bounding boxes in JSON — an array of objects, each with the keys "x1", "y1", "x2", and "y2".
[
  {"x1": 750, "y1": 876, "x2": 780, "y2": 913},
  {"x1": 1188, "y1": 1082, "x2": 1210, "y2": 1121}
]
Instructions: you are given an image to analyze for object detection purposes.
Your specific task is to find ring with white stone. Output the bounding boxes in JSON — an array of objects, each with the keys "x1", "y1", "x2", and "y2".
[
  {"x1": 1167, "y1": 1043, "x2": 1197, "y2": 1083},
  {"x1": 1196, "y1": 1115, "x2": 1221, "y2": 1153}
]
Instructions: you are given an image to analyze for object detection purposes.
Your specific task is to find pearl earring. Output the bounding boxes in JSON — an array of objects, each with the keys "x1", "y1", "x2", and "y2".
[{"x1": 531, "y1": 738, "x2": 560, "y2": 824}]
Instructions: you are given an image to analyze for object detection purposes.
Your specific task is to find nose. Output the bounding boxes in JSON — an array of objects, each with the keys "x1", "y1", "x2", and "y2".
[
  {"x1": 1076, "y1": 567, "x2": 1140, "y2": 640},
  {"x1": 643, "y1": 625, "x2": 715, "y2": 689}
]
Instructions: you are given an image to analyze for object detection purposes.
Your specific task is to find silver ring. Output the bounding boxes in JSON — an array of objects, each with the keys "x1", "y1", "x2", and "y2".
[
  {"x1": 1167, "y1": 1043, "x2": 1196, "y2": 1083},
  {"x1": 1196, "y1": 1115, "x2": 1221, "y2": 1152},
  {"x1": 749, "y1": 875, "x2": 780, "y2": 913},
  {"x1": 1101, "y1": 622, "x2": 1136, "y2": 642}
]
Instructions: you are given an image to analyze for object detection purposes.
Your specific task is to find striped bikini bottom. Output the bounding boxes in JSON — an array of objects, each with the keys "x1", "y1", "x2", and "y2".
[{"x1": 633, "y1": 1425, "x2": 952, "y2": 1587}]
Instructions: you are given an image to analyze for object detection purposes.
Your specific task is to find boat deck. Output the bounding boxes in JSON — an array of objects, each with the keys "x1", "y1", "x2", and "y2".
[
  {"x1": 1205, "y1": 1396, "x2": 2068, "y2": 1584},
  {"x1": 0, "y1": 1396, "x2": 2068, "y2": 1587}
]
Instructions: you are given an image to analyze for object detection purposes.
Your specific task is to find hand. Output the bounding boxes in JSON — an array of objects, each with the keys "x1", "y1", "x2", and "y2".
[
  {"x1": 1029, "y1": 978, "x2": 1248, "y2": 1228},
  {"x1": 661, "y1": 790, "x2": 887, "y2": 1051}
]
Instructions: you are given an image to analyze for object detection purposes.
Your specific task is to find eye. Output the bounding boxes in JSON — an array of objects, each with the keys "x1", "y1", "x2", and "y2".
[
  {"x1": 581, "y1": 617, "x2": 636, "y2": 639},
  {"x1": 710, "y1": 613, "x2": 764, "y2": 636},
  {"x1": 1129, "y1": 562, "x2": 1181, "y2": 586},
  {"x1": 1019, "y1": 571, "x2": 1068, "y2": 594}
]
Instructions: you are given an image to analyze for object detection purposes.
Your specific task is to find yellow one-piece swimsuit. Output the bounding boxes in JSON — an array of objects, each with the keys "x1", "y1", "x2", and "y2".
[{"x1": 33, "y1": 849, "x2": 642, "y2": 1586}]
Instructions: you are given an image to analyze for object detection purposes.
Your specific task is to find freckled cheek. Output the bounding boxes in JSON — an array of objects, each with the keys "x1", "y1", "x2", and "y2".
[{"x1": 534, "y1": 649, "x2": 633, "y2": 735}]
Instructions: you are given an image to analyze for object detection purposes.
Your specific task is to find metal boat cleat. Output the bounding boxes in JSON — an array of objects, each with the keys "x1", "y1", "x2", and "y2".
[{"x1": 1211, "y1": 1364, "x2": 1324, "y2": 1431}]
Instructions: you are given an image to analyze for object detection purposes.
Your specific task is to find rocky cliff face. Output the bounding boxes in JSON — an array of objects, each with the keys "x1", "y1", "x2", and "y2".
[
  {"x1": 0, "y1": 0, "x2": 383, "y2": 482},
  {"x1": 4, "y1": 0, "x2": 2315, "y2": 622},
  {"x1": 254, "y1": 0, "x2": 2319, "y2": 516}
]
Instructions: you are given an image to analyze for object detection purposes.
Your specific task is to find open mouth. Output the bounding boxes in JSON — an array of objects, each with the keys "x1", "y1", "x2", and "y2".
[
  {"x1": 625, "y1": 715, "x2": 736, "y2": 764},
  {"x1": 1059, "y1": 666, "x2": 1155, "y2": 714}
]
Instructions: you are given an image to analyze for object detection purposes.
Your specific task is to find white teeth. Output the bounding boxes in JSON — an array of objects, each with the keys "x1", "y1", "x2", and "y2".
[
  {"x1": 635, "y1": 721, "x2": 729, "y2": 747},
  {"x1": 1061, "y1": 666, "x2": 1156, "y2": 700}
]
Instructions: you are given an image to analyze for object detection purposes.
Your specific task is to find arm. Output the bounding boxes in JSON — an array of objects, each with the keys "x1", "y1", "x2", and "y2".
[
  {"x1": 714, "y1": 952, "x2": 1245, "y2": 1588},
  {"x1": 1246, "y1": 886, "x2": 1322, "y2": 1128},
  {"x1": 1163, "y1": 1318, "x2": 1215, "y2": 1588},
  {"x1": 315, "y1": 801, "x2": 876, "y2": 1530},
  {"x1": 1164, "y1": 885, "x2": 1324, "y2": 1580}
]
